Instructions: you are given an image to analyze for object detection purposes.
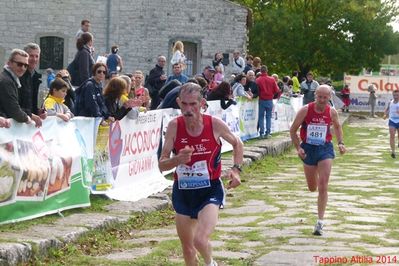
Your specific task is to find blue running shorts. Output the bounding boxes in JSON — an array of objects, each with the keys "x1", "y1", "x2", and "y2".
[
  {"x1": 389, "y1": 119, "x2": 399, "y2": 129},
  {"x1": 300, "y1": 142, "x2": 335, "y2": 166},
  {"x1": 172, "y1": 179, "x2": 225, "y2": 219}
]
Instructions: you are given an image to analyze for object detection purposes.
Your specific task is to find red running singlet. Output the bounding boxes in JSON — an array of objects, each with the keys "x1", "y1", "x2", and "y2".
[
  {"x1": 300, "y1": 102, "x2": 332, "y2": 145},
  {"x1": 173, "y1": 114, "x2": 222, "y2": 182}
]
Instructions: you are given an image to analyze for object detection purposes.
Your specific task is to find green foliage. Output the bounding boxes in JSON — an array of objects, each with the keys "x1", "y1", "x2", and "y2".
[{"x1": 233, "y1": 0, "x2": 399, "y2": 77}]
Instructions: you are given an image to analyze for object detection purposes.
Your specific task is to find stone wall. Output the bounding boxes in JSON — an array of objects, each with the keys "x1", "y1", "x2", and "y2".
[{"x1": 0, "y1": 0, "x2": 248, "y2": 77}]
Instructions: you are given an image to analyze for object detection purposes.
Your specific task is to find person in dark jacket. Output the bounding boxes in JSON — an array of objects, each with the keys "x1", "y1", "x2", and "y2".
[
  {"x1": 0, "y1": 49, "x2": 33, "y2": 124},
  {"x1": 158, "y1": 79, "x2": 197, "y2": 110},
  {"x1": 19, "y1": 43, "x2": 45, "y2": 126},
  {"x1": 103, "y1": 77, "x2": 142, "y2": 120},
  {"x1": 207, "y1": 81, "x2": 237, "y2": 110},
  {"x1": 244, "y1": 70, "x2": 259, "y2": 98},
  {"x1": 243, "y1": 55, "x2": 253, "y2": 74},
  {"x1": 147, "y1": 56, "x2": 167, "y2": 110},
  {"x1": 75, "y1": 63, "x2": 111, "y2": 124},
  {"x1": 158, "y1": 79, "x2": 182, "y2": 101},
  {"x1": 69, "y1": 32, "x2": 95, "y2": 87}
]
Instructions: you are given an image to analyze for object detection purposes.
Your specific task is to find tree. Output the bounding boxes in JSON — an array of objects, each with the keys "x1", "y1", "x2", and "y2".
[{"x1": 233, "y1": 0, "x2": 399, "y2": 77}]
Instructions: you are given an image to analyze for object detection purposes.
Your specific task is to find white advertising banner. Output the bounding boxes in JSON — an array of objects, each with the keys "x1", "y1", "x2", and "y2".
[
  {"x1": 344, "y1": 75, "x2": 399, "y2": 94},
  {"x1": 205, "y1": 100, "x2": 240, "y2": 153},
  {"x1": 271, "y1": 95, "x2": 296, "y2": 133},
  {"x1": 346, "y1": 93, "x2": 392, "y2": 112},
  {"x1": 105, "y1": 110, "x2": 172, "y2": 201},
  {"x1": 237, "y1": 97, "x2": 259, "y2": 141},
  {"x1": 343, "y1": 75, "x2": 394, "y2": 112}
]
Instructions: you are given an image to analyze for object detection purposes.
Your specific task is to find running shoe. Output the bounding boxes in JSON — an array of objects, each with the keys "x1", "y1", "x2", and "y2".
[
  {"x1": 391, "y1": 153, "x2": 396, "y2": 159},
  {"x1": 313, "y1": 221, "x2": 324, "y2": 236},
  {"x1": 207, "y1": 260, "x2": 218, "y2": 266}
]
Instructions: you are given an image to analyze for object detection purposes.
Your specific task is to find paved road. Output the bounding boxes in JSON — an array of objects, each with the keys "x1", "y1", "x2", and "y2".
[{"x1": 87, "y1": 116, "x2": 399, "y2": 265}]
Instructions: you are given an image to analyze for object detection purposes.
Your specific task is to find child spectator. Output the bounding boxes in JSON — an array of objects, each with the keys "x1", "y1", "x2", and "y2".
[
  {"x1": 44, "y1": 78, "x2": 74, "y2": 122},
  {"x1": 214, "y1": 65, "x2": 224, "y2": 84},
  {"x1": 55, "y1": 69, "x2": 75, "y2": 114},
  {"x1": 119, "y1": 75, "x2": 132, "y2": 104}
]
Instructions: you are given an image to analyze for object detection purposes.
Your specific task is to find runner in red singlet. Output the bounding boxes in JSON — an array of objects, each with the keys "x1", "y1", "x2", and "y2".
[
  {"x1": 159, "y1": 82, "x2": 243, "y2": 266},
  {"x1": 290, "y1": 85, "x2": 346, "y2": 236}
]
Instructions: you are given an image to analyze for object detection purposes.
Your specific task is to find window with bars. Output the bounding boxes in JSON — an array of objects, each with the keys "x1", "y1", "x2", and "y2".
[
  {"x1": 182, "y1": 41, "x2": 198, "y2": 77},
  {"x1": 39, "y1": 36, "x2": 64, "y2": 70}
]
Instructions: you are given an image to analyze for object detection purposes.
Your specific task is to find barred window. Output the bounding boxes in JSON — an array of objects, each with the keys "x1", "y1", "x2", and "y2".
[{"x1": 39, "y1": 36, "x2": 64, "y2": 70}]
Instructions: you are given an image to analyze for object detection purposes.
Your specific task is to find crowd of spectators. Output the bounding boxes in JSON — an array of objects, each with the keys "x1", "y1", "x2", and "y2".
[{"x1": 0, "y1": 18, "x2": 348, "y2": 138}]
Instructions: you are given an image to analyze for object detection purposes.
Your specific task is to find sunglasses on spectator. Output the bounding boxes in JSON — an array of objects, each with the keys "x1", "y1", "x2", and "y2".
[
  {"x1": 12, "y1": 60, "x2": 28, "y2": 68},
  {"x1": 96, "y1": 70, "x2": 107, "y2": 74}
]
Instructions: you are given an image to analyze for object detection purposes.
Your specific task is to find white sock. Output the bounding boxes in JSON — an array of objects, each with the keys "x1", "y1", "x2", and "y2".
[
  {"x1": 317, "y1": 219, "x2": 324, "y2": 224},
  {"x1": 206, "y1": 259, "x2": 217, "y2": 266}
]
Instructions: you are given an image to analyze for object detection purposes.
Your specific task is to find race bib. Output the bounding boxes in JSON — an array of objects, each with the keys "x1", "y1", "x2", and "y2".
[
  {"x1": 306, "y1": 124, "x2": 327, "y2": 145},
  {"x1": 176, "y1": 160, "x2": 210, "y2": 190}
]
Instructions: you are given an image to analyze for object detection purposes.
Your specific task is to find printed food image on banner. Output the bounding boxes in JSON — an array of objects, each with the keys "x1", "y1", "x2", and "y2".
[
  {"x1": 0, "y1": 142, "x2": 20, "y2": 207},
  {"x1": 15, "y1": 139, "x2": 50, "y2": 200},
  {"x1": 46, "y1": 140, "x2": 73, "y2": 197}
]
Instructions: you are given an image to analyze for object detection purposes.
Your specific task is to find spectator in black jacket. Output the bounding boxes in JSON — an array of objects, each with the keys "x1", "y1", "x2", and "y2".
[
  {"x1": 19, "y1": 43, "x2": 45, "y2": 126},
  {"x1": 0, "y1": 49, "x2": 35, "y2": 125},
  {"x1": 243, "y1": 55, "x2": 253, "y2": 74},
  {"x1": 245, "y1": 70, "x2": 259, "y2": 98},
  {"x1": 158, "y1": 79, "x2": 182, "y2": 101},
  {"x1": 207, "y1": 81, "x2": 236, "y2": 110},
  {"x1": 69, "y1": 32, "x2": 95, "y2": 87},
  {"x1": 75, "y1": 63, "x2": 111, "y2": 125},
  {"x1": 158, "y1": 79, "x2": 198, "y2": 110},
  {"x1": 147, "y1": 56, "x2": 167, "y2": 110}
]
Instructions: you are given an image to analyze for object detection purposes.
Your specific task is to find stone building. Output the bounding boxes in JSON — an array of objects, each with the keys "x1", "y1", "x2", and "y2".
[{"x1": 0, "y1": 0, "x2": 249, "y2": 79}]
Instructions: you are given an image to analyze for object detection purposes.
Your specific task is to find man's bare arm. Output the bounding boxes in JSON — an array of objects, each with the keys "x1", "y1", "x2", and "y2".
[
  {"x1": 213, "y1": 117, "x2": 243, "y2": 165},
  {"x1": 158, "y1": 119, "x2": 178, "y2": 171},
  {"x1": 331, "y1": 108, "x2": 346, "y2": 154},
  {"x1": 213, "y1": 117, "x2": 243, "y2": 189},
  {"x1": 289, "y1": 106, "x2": 308, "y2": 151}
]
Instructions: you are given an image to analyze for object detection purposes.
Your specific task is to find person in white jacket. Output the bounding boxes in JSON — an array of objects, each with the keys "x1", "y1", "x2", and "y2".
[{"x1": 231, "y1": 50, "x2": 245, "y2": 75}]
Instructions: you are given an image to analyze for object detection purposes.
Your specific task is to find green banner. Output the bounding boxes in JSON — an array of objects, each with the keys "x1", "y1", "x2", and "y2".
[{"x1": 0, "y1": 117, "x2": 94, "y2": 224}]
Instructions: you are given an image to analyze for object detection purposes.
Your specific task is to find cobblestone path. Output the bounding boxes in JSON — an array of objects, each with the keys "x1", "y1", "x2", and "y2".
[{"x1": 92, "y1": 116, "x2": 399, "y2": 266}]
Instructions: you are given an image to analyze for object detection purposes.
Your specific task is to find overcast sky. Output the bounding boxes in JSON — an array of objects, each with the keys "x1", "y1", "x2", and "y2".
[{"x1": 391, "y1": 20, "x2": 399, "y2": 32}]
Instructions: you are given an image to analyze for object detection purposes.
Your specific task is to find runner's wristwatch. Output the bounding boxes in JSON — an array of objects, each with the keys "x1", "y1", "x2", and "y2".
[{"x1": 232, "y1": 164, "x2": 242, "y2": 172}]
